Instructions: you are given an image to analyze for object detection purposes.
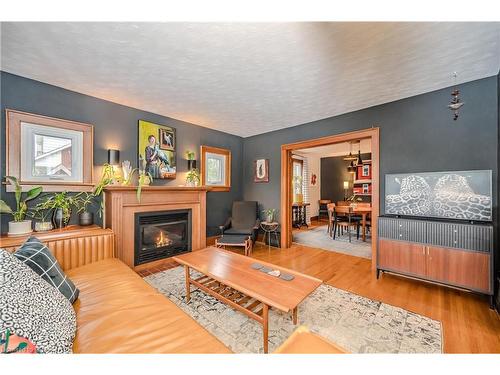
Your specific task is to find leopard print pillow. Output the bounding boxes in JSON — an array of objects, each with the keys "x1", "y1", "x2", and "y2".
[{"x1": 0, "y1": 249, "x2": 76, "y2": 353}]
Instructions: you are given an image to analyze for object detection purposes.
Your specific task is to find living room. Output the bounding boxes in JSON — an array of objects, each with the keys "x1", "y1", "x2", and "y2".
[{"x1": 1, "y1": 2, "x2": 499, "y2": 373}]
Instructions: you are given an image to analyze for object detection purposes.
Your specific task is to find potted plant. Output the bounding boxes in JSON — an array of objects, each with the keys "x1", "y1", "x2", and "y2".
[
  {"x1": 0, "y1": 176, "x2": 42, "y2": 236},
  {"x1": 186, "y1": 168, "x2": 200, "y2": 187},
  {"x1": 262, "y1": 208, "x2": 276, "y2": 223},
  {"x1": 136, "y1": 171, "x2": 152, "y2": 203},
  {"x1": 30, "y1": 196, "x2": 54, "y2": 232},
  {"x1": 43, "y1": 192, "x2": 74, "y2": 229},
  {"x1": 293, "y1": 175, "x2": 303, "y2": 203},
  {"x1": 74, "y1": 192, "x2": 95, "y2": 226}
]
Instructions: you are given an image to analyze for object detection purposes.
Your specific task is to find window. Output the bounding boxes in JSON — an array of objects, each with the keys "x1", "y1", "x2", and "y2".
[
  {"x1": 292, "y1": 158, "x2": 303, "y2": 194},
  {"x1": 21, "y1": 122, "x2": 83, "y2": 182},
  {"x1": 6, "y1": 109, "x2": 94, "y2": 191},
  {"x1": 200, "y1": 145, "x2": 231, "y2": 191}
]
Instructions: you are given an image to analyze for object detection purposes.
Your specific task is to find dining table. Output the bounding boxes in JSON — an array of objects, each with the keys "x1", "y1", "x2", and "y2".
[{"x1": 334, "y1": 205, "x2": 372, "y2": 242}]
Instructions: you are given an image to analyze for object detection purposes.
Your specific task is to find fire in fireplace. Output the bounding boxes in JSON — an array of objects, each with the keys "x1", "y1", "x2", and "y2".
[{"x1": 134, "y1": 209, "x2": 192, "y2": 266}]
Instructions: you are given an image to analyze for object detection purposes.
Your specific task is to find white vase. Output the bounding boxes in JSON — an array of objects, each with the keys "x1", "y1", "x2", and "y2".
[{"x1": 8, "y1": 220, "x2": 33, "y2": 236}]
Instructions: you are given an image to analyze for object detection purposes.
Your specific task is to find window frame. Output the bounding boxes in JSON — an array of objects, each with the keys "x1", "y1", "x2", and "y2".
[
  {"x1": 5, "y1": 109, "x2": 94, "y2": 192},
  {"x1": 200, "y1": 145, "x2": 231, "y2": 192}
]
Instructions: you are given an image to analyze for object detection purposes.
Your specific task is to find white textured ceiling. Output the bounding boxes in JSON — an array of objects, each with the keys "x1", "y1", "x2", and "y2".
[{"x1": 1, "y1": 22, "x2": 499, "y2": 137}]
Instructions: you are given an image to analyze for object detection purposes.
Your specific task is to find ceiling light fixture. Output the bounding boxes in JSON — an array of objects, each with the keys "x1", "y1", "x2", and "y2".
[
  {"x1": 343, "y1": 141, "x2": 357, "y2": 162},
  {"x1": 448, "y1": 72, "x2": 465, "y2": 121}
]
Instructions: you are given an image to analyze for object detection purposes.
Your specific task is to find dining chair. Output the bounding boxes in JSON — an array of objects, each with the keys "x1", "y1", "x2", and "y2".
[
  {"x1": 326, "y1": 203, "x2": 335, "y2": 236},
  {"x1": 333, "y1": 205, "x2": 360, "y2": 242},
  {"x1": 353, "y1": 202, "x2": 371, "y2": 234},
  {"x1": 318, "y1": 199, "x2": 332, "y2": 221}
]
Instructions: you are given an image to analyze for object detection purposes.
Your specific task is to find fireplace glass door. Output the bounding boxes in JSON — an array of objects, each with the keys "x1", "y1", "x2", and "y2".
[{"x1": 135, "y1": 210, "x2": 191, "y2": 266}]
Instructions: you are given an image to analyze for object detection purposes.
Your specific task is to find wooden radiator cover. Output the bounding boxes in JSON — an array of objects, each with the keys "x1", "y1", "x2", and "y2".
[{"x1": 0, "y1": 225, "x2": 115, "y2": 272}]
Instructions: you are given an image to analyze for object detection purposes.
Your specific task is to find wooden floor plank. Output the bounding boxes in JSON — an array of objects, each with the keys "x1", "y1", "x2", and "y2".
[{"x1": 249, "y1": 242, "x2": 500, "y2": 354}]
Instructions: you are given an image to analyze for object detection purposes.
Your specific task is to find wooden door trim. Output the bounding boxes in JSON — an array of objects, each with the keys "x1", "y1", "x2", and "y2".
[{"x1": 280, "y1": 127, "x2": 380, "y2": 270}]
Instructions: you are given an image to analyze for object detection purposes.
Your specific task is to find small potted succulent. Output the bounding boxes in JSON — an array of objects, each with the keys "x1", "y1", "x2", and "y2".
[
  {"x1": 262, "y1": 208, "x2": 276, "y2": 223},
  {"x1": 0, "y1": 176, "x2": 42, "y2": 236},
  {"x1": 43, "y1": 192, "x2": 74, "y2": 229},
  {"x1": 74, "y1": 192, "x2": 94, "y2": 226}
]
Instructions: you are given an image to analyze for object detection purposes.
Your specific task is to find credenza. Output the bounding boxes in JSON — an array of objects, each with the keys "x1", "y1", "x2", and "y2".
[{"x1": 377, "y1": 216, "x2": 494, "y2": 308}]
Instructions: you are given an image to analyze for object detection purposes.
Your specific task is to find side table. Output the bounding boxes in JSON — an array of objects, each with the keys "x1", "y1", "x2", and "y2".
[{"x1": 260, "y1": 221, "x2": 279, "y2": 250}]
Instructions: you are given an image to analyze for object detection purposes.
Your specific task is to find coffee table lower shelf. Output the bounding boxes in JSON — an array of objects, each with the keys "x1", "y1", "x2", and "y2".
[{"x1": 183, "y1": 265, "x2": 297, "y2": 353}]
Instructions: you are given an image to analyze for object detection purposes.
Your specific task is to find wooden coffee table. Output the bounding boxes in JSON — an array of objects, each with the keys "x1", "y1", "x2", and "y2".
[{"x1": 173, "y1": 247, "x2": 322, "y2": 353}]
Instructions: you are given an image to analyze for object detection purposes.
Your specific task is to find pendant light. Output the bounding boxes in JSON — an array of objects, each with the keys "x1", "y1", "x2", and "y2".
[
  {"x1": 347, "y1": 160, "x2": 356, "y2": 174},
  {"x1": 343, "y1": 141, "x2": 357, "y2": 161},
  {"x1": 356, "y1": 143, "x2": 363, "y2": 165}
]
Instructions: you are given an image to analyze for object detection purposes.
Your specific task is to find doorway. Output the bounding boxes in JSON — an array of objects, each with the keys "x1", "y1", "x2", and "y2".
[{"x1": 280, "y1": 128, "x2": 380, "y2": 269}]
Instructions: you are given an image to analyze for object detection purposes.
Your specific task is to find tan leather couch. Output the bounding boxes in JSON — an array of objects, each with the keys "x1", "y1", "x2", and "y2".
[
  {"x1": 67, "y1": 258, "x2": 231, "y2": 353},
  {"x1": 2, "y1": 226, "x2": 230, "y2": 354}
]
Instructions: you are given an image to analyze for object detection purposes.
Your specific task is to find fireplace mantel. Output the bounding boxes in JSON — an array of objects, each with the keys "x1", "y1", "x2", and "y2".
[
  {"x1": 104, "y1": 185, "x2": 211, "y2": 192},
  {"x1": 104, "y1": 186, "x2": 207, "y2": 270}
]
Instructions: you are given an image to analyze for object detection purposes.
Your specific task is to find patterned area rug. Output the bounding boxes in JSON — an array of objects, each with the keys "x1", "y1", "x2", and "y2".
[
  {"x1": 293, "y1": 225, "x2": 372, "y2": 259},
  {"x1": 144, "y1": 267, "x2": 442, "y2": 353}
]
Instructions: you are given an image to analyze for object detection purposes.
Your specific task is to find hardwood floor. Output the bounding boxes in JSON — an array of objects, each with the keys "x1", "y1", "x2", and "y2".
[
  {"x1": 250, "y1": 242, "x2": 500, "y2": 353},
  {"x1": 139, "y1": 240, "x2": 500, "y2": 353}
]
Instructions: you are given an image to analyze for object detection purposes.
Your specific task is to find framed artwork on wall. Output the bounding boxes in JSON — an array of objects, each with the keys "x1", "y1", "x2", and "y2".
[
  {"x1": 138, "y1": 120, "x2": 176, "y2": 179},
  {"x1": 254, "y1": 159, "x2": 269, "y2": 183}
]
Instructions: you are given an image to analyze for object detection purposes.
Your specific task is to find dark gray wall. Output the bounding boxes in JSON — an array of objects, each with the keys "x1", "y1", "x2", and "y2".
[
  {"x1": 242, "y1": 74, "x2": 499, "y2": 305},
  {"x1": 0, "y1": 71, "x2": 243, "y2": 235},
  {"x1": 243, "y1": 76, "x2": 498, "y2": 220},
  {"x1": 320, "y1": 153, "x2": 371, "y2": 203}
]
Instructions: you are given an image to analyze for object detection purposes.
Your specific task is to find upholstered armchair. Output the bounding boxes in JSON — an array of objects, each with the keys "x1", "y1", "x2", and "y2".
[{"x1": 219, "y1": 201, "x2": 260, "y2": 242}]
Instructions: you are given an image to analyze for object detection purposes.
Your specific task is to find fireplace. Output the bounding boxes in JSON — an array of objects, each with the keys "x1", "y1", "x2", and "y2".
[{"x1": 134, "y1": 209, "x2": 192, "y2": 266}]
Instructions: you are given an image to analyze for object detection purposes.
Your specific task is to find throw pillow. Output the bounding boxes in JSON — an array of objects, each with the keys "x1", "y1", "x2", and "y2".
[
  {"x1": 0, "y1": 249, "x2": 77, "y2": 353},
  {"x1": 14, "y1": 236, "x2": 79, "y2": 303}
]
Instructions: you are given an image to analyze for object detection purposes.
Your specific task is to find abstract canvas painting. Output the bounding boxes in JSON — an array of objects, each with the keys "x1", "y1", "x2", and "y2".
[{"x1": 385, "y1": 170, "x2": 492, "y2": 221}]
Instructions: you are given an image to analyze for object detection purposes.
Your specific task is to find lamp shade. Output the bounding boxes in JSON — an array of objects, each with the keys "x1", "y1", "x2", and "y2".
[
  {"x1": 108, "y1": 149, "x2": 120, "y2": 165},
  {"x1": 343, "y1": 181, "x2": 349, "y2": 189},
  {"x1": 187, "y1": 159, "x2": 197, "y2": 170}
]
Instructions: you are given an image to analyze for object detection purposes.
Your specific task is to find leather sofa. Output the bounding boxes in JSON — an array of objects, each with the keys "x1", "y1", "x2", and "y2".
[
  {"x1": 2, "y1": 226, "x2": 343, "y2": 354},
  {"x1": 2, "y1": 226, "x2": 230, "y2": 354},
  {"x1": 67, "y1": 258, "x2": 230, "y2": 353}
]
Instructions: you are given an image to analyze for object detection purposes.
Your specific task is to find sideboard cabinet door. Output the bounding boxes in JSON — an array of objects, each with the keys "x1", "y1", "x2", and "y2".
[
  {"x1": 426, "y1": 246, "x2": 491, "y2": 293},
  {"x1": 378, "y1": 239, "x2": 427, "y2": 278}
]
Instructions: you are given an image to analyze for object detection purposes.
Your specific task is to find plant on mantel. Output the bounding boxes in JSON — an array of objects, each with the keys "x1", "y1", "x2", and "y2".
[{"x1": 0, "y1": 176, "x2": 42, "y2": 235}]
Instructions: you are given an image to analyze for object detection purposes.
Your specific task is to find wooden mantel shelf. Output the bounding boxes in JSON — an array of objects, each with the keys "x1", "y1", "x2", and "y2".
[{"x1": 104, "y1": 185, "x2": 211, "y2": 192}]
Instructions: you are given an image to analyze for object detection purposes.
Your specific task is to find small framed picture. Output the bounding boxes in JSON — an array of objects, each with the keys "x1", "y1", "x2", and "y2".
[
  {"x1": 254, "y1": 159, "x2": 269, "y2": 183},
  {"x1": 159, "y1": 128, "x2": 175, "y2": 150}
]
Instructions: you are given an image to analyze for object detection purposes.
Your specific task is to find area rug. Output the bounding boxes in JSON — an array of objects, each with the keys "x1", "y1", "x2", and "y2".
[
  {"x1": 293, "y1": 225, "x2": 372, "y2": 259},
  {"x1": 144, "y1": 267, "x2": 442, "y2": 353}
]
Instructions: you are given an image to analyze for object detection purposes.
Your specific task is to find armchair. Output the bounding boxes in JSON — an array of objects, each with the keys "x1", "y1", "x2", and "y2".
[{"x1": 219, "y1": 201, "x2": 260, "y2": 242}]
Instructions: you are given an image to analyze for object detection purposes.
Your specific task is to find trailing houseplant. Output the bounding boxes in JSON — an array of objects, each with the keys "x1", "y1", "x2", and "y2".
[
  {"x1": 73, "y1": 192, "x2": 95, "y2": 226},
  {"x1": 0, "y1": 176, "x2": 42, "y2": 235},
  {"x1": 42, "y1": 191, "x2": 75, "y2": 229},
  {"x1": 185, "y1": 168, "x2": 200, "y2": 187},
  {"x1": 136, "y1": 171, "x2": 152, "y2": 203}
]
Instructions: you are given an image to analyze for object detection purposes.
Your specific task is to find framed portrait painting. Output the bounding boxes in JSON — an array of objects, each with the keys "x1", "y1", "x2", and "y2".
[
  {"x1": 254, "y1": 159, "x2": 269, "y2": 183},
  {"x1": 138, "y1": 120, "x2": 176, "y2": 179}
]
